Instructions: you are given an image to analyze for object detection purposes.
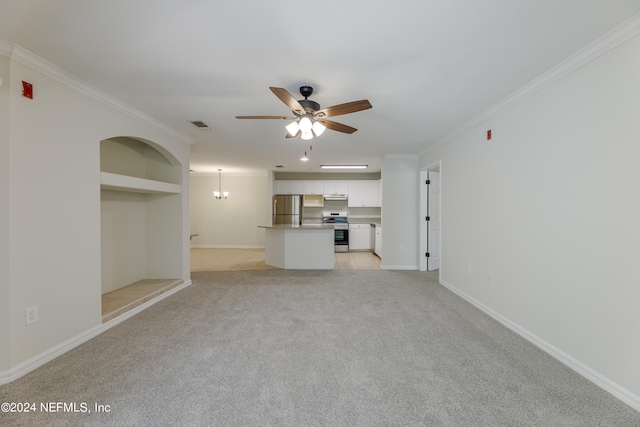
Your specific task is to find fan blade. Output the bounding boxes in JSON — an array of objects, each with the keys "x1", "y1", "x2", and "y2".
[
  {"x1": 285, "y1": 132, "x2": 296, "y2": 139},
  {"x1": 235, "y1": 115, "x2": 295, "y2": 119},
  {"x1": 318, "y1": 120, "x2": 357, "y2": 134},
  {"x1": 270, "y1": 87, "x2": 306, "y2": 115},
  {"x1": 315, "y1": 100, "x2": 372, "y2": 118}
]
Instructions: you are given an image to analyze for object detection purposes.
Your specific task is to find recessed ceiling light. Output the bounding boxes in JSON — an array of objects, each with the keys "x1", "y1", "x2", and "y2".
[
  {"x1": 189, "y1": 120, "x2": 212, "y2": 129},
  {"x1": 321, "y1": 165, "x2": 368, "y2": 169}
]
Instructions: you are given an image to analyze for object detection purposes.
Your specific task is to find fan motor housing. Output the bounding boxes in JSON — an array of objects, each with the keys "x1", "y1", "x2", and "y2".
[{"x1": 299, "y1": 99, "x2": 320, "y2": 114}]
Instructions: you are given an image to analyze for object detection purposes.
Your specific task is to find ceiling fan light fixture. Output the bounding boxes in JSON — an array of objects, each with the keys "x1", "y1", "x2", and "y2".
[
  {"x1": 312, "y1": 121, "x2": 326, "y2": 137},
  {"x1": 299, "y1": 116, "x2": 312, "y2": 132},
  {"x1": 285, "y1": 121, "x2": 300, "y2": 137},
  {"x1": 238, "y1": 85, "x2": 372, "y2": 143}
]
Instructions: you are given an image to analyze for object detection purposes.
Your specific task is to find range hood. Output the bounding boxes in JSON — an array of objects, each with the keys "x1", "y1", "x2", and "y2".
[{"x1": 324, "y1": 194, "x2": 348, "y2": 201}]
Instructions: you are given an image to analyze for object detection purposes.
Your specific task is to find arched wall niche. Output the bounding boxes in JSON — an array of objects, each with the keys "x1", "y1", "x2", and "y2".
[
  {"x1": 100, "y1": 136, "x2": 182, "y2": 185},
  {"x1": 99, "y1": 135, "x2": 184, "y2": 321}
]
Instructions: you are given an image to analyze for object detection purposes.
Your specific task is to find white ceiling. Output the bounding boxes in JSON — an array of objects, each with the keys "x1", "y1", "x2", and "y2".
[{"x1": 2, "y1": 1, "x2": 640, "y2": 174}]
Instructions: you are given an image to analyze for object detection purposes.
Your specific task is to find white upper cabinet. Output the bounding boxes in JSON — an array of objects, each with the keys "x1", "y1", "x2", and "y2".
[
  {"x1": 303, "y1": 181, "x2": 325, "y2": 195},
  {"x1": 275, "y1": 179, "x2": 380, "y2": 204},
  {"x1": 324, "y1": 181, "x2": 349, "y2": 195},
  {"x1": 291, "y1": 181, "x2": 304, "y2": 194},
  {"x1": 275, "y1": 181, "x2": 291, "y2": 194},
  {"x1": 348, "y1": 181, "x2": 380, "y2": 207},
  {"x1": 365, "y1": 180, "x2": 380, "y2": 206},
  {"x1": 275, "y1": 180, "x2": 304, "y2": 194}
]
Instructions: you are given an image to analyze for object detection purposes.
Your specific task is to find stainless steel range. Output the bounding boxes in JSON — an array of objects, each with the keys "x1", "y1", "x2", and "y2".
[{"x1": 322, "y1": 211, "x2": 349, "y2": 252}]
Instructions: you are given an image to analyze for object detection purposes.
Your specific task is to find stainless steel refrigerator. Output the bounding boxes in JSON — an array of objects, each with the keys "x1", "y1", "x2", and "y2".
[{"x1": 272, "y1": 194, "x2": 302, "y2": 225}]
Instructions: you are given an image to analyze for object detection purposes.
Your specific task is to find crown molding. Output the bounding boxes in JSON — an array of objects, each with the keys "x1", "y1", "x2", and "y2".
[
  {"x1": 0, "y1": 40, "x2": 13, "y2": 57},
  {"x1": 1, "y1": 40, "x2": 193, "y2": 146},
  {"x1": 382, "y1": 154, "x2": 419, "y2": 160},
  {"x1": 421, "y1": 12, "x2": 640, "y2": 156},
  {"x1": 190, "y1": 170, "x2": 270, "y2": 177}
]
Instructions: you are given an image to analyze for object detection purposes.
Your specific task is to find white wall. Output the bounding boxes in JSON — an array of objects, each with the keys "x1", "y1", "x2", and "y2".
[
  {"x1": 420, "y1": 31, "x2": 640, "y2": 406},
  {"x1": 1, "y1": 43, "x2": 192, "y2": 378},
  {"x1": 381, "y1": 155, "x2": 419, "y2": 269},
  {"x1": 146, "y1": 193, "x2": 184, "y2": 278},
  {"x1": 190, "y1": 173, "x2": 271, "y2": 248},
  {"x1": 100, "y1": 190, "x2": 147, "y2": 293},
  {"x1": 0, "y1": 53, "x2": 10, "y2": 372}
]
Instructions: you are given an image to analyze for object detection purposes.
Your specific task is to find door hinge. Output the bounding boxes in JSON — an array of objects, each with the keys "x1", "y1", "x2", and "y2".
[
  {"x1": 425, "y1": 252, "x2": 430, "y2": 257},
  {"x1": 425, "y1": 216, "x2": 430, "y2": 221},
  {"x1": 425, "y1": 179, "x2": 431, "y2": 185}
]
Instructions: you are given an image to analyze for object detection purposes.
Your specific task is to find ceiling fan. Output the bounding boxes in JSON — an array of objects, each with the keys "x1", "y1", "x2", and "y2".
[{"x1": 235, "y1": 86, "x2": 372, "y2": 140}]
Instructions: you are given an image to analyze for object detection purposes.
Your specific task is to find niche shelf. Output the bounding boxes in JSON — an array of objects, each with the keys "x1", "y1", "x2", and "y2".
[
  {"x1": 100, "y1": 137, "x2": 184, "y2": 321},
  {"x1": 100, "y1": 172, "x2": 181, "y2": 194}
]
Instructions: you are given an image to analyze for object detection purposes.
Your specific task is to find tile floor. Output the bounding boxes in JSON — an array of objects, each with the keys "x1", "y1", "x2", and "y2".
[
  {"x1": 102, "y1": 248, "x2": 380, "y2": 322},
  {"x1": 190, "y1": 248, "x2": 381, "y2": 271}
]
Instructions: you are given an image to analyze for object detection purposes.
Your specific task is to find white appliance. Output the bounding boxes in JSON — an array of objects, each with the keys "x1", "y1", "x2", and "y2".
[
  {"x1": 374, "y1": 224, "x2": 382, "y2": 257},
  {"x1": 348, "y1": 224, "x2": 373, "y2": 251},
  {"x1": 322, "y1": 211, "x2": 349, "y2": 252}
]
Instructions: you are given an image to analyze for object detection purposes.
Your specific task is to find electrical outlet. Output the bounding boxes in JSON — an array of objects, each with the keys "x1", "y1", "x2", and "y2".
[{"x1": 25, "y1": 306, "x2": 38, "y2": 325}]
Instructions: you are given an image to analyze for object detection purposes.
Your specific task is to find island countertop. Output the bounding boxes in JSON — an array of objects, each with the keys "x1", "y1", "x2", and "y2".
[{"x1": 259, "y1": 224, "x2": 335, "y2": 269}]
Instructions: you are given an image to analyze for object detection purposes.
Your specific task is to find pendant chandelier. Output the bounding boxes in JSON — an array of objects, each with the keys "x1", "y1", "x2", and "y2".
[{"x1": 213, "y1": 169, "x2": 229, "y2": 199}]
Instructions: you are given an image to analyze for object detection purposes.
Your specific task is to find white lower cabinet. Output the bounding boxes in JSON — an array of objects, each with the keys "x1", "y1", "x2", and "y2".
[{"x1": 349, "y1": 224, "x2": 373, "y2": 250}]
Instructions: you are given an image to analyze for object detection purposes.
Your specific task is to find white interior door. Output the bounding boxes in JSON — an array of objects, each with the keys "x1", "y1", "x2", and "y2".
[{"x1": 427, "y1": 171, "x2": 440, "y2": 271}]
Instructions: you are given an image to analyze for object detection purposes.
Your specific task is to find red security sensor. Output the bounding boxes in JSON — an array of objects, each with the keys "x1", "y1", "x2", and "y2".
[{"x1": 487, "y1": 129, "x2": 492, "y2": 140}]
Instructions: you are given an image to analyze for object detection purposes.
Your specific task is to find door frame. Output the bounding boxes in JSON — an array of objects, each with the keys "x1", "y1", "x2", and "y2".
[{"x1": 419, "y1": 160, "x2": 442, "y2": 272}]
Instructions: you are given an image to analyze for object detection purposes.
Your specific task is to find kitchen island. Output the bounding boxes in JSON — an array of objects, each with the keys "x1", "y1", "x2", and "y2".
[{"x1": 259, "y1": 224, "x2": 335, "y2": 269}]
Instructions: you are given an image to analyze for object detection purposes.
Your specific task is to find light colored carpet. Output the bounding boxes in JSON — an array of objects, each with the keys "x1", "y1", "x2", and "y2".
[{"x1": 1, "y1": 269, "x2": 638, "y2": 426}]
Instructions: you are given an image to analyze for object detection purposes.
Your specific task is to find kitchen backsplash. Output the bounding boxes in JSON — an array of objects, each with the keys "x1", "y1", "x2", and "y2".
[{"x1": 303, "y1": 201, "x2": 380, "y2": 224}]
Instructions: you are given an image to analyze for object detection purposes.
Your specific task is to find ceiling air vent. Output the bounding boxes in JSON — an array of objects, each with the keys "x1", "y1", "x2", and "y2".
[{"x1": 189, "y1": 120, "x2": 212, "y2": 129}]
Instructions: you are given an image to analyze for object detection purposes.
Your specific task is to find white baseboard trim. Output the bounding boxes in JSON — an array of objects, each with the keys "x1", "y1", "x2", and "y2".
[
  {"x1": 439, "y1": 279, "x2": 640, "y2": 413},
  {"x1": 381, "y1": 264, "x2": 419, "y2": 270},
  {"x1": 0, "y1": 279, "x2": 192, "y2": 385}
]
